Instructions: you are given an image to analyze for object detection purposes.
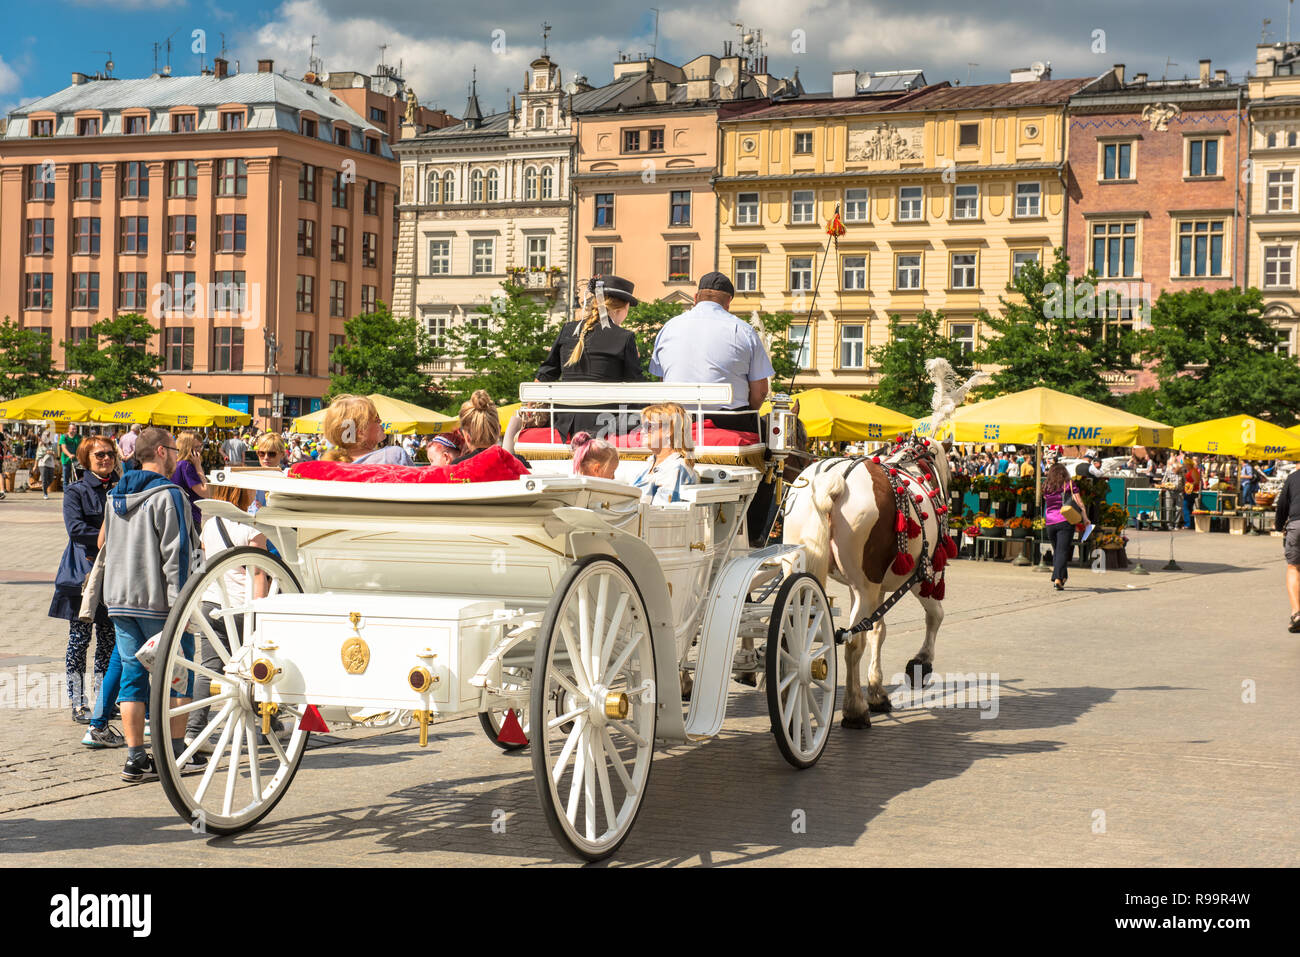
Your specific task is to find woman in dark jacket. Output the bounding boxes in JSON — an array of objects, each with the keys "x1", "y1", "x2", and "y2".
[
  {"x1": 50, "y1": 436, "x2": 119, "y2": 724},
  {"x1": 535, "y1": 275, "x2": 642, "y2": 439}
]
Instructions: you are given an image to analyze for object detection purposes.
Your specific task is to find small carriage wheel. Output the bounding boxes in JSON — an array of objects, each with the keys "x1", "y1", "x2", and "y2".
[
  {"x1": 150, "y1": 546, "x2": 309, "y2": 836},
  {"x1": 765, "y1": 573, "x2": 837, "y2": 770},
  {"x1": 479, "y1": 665, "x2": 532, "y2": 752},
  {"x1": 531, "y1": 556, "x2": 657, "y2": 861}
]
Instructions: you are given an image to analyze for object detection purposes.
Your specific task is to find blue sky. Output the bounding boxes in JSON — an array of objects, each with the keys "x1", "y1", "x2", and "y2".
[{"x1": 0, "y1": 0, "x2": 1283, "y2": 120}]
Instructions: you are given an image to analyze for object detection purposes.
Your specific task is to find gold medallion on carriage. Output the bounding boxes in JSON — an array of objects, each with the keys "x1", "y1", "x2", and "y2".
[{"x1": 341, "y1": 612, "x2": 370, "y2": 674}]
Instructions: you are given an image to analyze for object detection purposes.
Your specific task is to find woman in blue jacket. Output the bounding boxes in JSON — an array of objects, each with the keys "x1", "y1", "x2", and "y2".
[{"x1": 50, "y1": 436, "x2": 119, "y2": 727}]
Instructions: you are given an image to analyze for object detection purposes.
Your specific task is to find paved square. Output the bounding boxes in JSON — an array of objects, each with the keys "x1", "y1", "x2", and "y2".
[{"x1": 1, "y1": 493, "x2": 1295, "y2": 866}]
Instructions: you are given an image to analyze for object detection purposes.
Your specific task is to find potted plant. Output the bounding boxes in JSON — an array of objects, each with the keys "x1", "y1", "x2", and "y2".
[{"x1": 1008, "y1": 516, "x2": 1032, "y2": 538}]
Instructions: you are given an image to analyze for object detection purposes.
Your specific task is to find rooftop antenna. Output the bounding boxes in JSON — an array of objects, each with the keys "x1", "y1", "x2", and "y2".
[
  {"x1": 1262, "y1": 18, "x2": 1273, "y2": 43},
  {"x1": 1162, "y1": 56, "x2": 1178, "y2": 81},
  {"x1": 650, "y1": 8, "x2": 660, "y2": 58},
  {"x1": 219, "y1": 33, "x2": 227, "y2": 59},
  {"x1": 94, "y1": 51, "x2": 114, "y2": 77},
  {"x1": 542, "y1": 21, "x2": 551, "y2": 56}
]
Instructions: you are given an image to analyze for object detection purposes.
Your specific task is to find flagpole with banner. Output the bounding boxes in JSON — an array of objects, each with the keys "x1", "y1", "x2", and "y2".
[{"x1": 788, "y1": 204, "x2": 844, "y2": 394}]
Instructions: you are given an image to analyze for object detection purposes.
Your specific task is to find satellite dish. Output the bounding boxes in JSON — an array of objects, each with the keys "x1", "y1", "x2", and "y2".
[
  {"x1": 319, "y1": 71, "x2": 329, "y2": 82},
  {"x1": 714, "y1": 65, "x2": 736, "y2": 88},
  {"x1": 856, "y1": 73, "x2": 872, "y2": 91},
  {"x1": 383, "y1": 78, "x2": 398, "y2": 96},
  {"x1": 564, "y1": 80, "x2": 579, "y2": 95},
  {"x1": 1031, "y1": 61, "x2": 1047, "y2": 77},
  {"x1": 352, "y1": 75, "x2": 366, "y2": 88},
  {"x1": 106, "y1": 60, "x2": 115, "y2": 74},
  {"x1": 742, "y1": 33, "x2": 754, "y2": 45}
]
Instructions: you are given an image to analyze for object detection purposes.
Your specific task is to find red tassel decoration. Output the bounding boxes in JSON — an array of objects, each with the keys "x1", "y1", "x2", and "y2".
[
  {"x1": 895, "y1": 512, "x2": 907, "y2": 533},
  {"x1": 906, "y1": 517, "x2": 922, "y2": 538},
  {"x1": 933, "y1": 579, "x2": 946, "y2": 601},
  {"x1": 888, "y1": 468, "x2": 898, "y2": 477},
  {"x1": 921, "y1": 512, "x2": 929, "y2": 519},
  {"x1": 871, "y1": 457, "x2": 880, "y2": 464},
  {"x1": 932, "y1": 548, "x2": 947, "y2": 573},
  {"x1": 891, "y1": 551, "x2": 915, "y2": 576},
  {"x1": 942, "y1": 535, "x2": 958, "y2": 559},
  {"x1": 920, "y1": 580, "x2": 934, "y2": 597}
]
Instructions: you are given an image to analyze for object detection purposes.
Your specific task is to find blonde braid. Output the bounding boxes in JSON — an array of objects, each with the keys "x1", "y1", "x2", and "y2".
[{"x1": 565, "y1": 298, "x2": 603, "y2": 367}]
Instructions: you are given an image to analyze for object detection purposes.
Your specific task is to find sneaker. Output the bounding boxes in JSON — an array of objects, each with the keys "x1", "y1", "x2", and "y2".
[
  {"x1": 121, "y1": 753, "x2": 158, "y2": 783},
  {"x1": 178, "y1": 753, "x2": 208, "y2": 775},
  {"x1": 71, "y1": 706, "x2": 91, "y2": 725},
  {"x1": 43, "y1": 492, "x2": 49, "y2": 500},
  {"x1": 1081, "y1": 523, "x2": 1095, "y2": 542},
  {"x1": 1289, "y1": 613, "x2": 1300, "y2": 634},
  {"x1": 184, "y1": 732, "x2": 217, "y2": 755},
  {"x1": 82, "y1": 725, "x2": 125, "y2": 748}
]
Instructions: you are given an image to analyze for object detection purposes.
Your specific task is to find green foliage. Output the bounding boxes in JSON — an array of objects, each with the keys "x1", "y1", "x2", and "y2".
[
  {"x1": 622, "y1": 300, "x2": 686, "y2": 378},
  {"x1": 754, "y1": 310, "x2": 801, "y2": 387},
  {"x1": 0, "y1": 317, "x2": 63, "y2": 399},
  {"x1": 973, "y1": 249, "x2": 1126, "y2": 404},
  {"x1": 326, "y1": 302, "x2": 446, "y2": 408},
  {"x1": 440, "y1": 282, "x2": 563, "y2": 410},
  {"x1": 1131, "y1": 287, "x2": 1300, "y2": 426},
  {"x1": 862, "y1": 310, "x2": 975, "y2": 417},
  {"x1": 62, "y1": 313, "x2": 162, "y2": 402}
]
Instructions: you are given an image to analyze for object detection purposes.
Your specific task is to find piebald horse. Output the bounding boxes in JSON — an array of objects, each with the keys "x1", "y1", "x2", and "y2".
[{"x1": 781, "y1": 360, "x2": 986, "y2": 728}]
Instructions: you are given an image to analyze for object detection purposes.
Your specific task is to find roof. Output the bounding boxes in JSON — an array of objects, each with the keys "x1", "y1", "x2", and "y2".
[
  {"x1": 417, "y1": 74, "x2": 644, "y2": 140},
  {"x1": 722, "y1": 92, "x2": 920, "y2": 121},
  {"x1": 900, "y1": 77, "x2": 1097, "y2": 110}
]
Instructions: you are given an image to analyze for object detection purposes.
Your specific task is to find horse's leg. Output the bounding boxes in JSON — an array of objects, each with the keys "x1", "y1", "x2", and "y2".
[
  {"x1": 864, "y1": 591, "x2": 891, "y2": 712},
  {"x1": 905, "y1": 593, "x2": 944, "y2": 688},
  {"x1": 848, "y1": 582, "x2": 888, "y2": 721},
  {"x1": 841, "y1": 632, "x2": 870, "y2": 729}
]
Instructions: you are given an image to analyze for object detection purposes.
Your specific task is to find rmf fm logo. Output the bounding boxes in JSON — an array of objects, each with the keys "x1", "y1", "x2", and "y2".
[
  {"x1": 1264, "y1": 445, "x2": 1288, "y2": 454},
  {"x1": 1066, "y1": 426, "x2": 1101, "y2": 440}
]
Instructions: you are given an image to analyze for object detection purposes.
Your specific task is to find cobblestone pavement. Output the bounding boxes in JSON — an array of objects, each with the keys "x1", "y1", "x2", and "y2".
[{"x1": 1, "y1": 491, "x2": 1296, "y2": 866}]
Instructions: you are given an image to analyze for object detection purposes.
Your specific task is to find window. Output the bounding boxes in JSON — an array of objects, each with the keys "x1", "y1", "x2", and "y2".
[
  {"x1": 896, "y1": 254, "x2": 922, "y2": 289},
  {"x1": 297, "y1": 219, "x2": 316, "y2": 256},
  {"x1": 423, "y1": 313, "x2": 447, "y2": 349},
  {"x1": 958, "y1": 123, "x2": 979, "y2": 147},
  {"x1": 330, "y1": 280, "x2": 347, "y2": 317},
  {"x1": 951, "y1": 253, "x2": 977, "y2": 289},
  {"x1": 790, "y1": 256, "x2": 814, "y2": 292},
  {"x1": 69, "y1": 327, "x2": 94, "y2": 348},
  {"x1": 27, "y1": 165, "x2": 55, "y2": 201},
  {"x1": 77, "y1": 116, "x2": 100, "y2": 136},
  {"x1": 842, "y1": 255, "x2": 867, "y2": 290},
  {"x1": 73, "y1": 163, "x2": 102, "y2": 199},
  {"x1": 166, "y1": 271, "x2": 197, "y2": 311},
  {"x1": 31, "y1": 118, "x2": 53, "y2": 137},
  {"x1": 794, "y1": 131, "x2": 813, "y2": 154},
  {"x1": 735, "y1": 257, "x2": 758, "y2": 293},
  {"x1": 790, "y1": 325, "x2": 812, "y2": 370},
  {"x1": 527, "y1": 236, "x2": 549, "y2": 269},
  {"x1": 172, "y1": 112, "x2": 196, "y2": 133},
  {"x1": 334, "y1": 127, "x2": 349, "y2": 147},
  {"x1": 364, "y1": 180, "x2": 380, "y2": 215},
  {"x1": 169, "y1": 160, "x2": 197, "y2": 197},
  {"x1": 791, "y1": 189, "x2": 816, "y2": 224},
  {"x1": 369, "y1": 106, "x2": 387, "y2": 124},
  {"x1": 300, "y1": 117, "x2": 317, "y2": 138},
  {"x1": 294, "y1": 330, "x2": 312, "y2": 375},
  {"x1": 299, "y1": 164, "x2": 317, "y2": 201},
  {"x1": 540, "y1": 167, "x2": 553, "y2": 199},
  {"x1": 648, "y1": 128, "x2": 664, "y2": 151},
  {"x1": 472, "y1": 238, "x2": 494, "y2": 274},
  {"x1": 623, "y1": 129, "x2": 641, "y2": 152},
  {"x1": 72, "y1": 218, "x2": 100, "y2": 254},
  {"x1": 486, "y1": 169, "x2": 499, "y2": 202},
  {"x1": 668, "y1": 244, "x2": 691, "y2": 281},
  {"x1": 428, "y1": 239, "x2": 450, "y2": 275},
  {"x1": 737, "y1": 192, "x2": 760, "y2": 225},
  {"x1": 950, "y1": 323, "x2": 975, "y2": 355},
  {"x1": 1091, "y1": 221, "x2": 1137, "y2": 278},
  {"x1": 1015, "y1": 182, "x2": 1041, "y2": 217},
  {"x1": 670, "y1": 190, "x2": 691, "y2": 226},
  {"x1": 331, "y1": 225, "x2": 347, "y2": 263},
  {"x1": 212, "y1": 327, "x2": 245, "y2": 372},
  {"x1": 168, "y1": 215, "x2": 197, "y2": 253},
  {"x1": 329, "y1": 333, "x2": 346, "y2": 375},
  {"x1": 1177, "y1": 219, "x2": 1225, "y2": 277},
  {"x1": 1188, "y1": 138, "x2": 1219, "y2": 177},
  {"x1": 1265, "y1": 245, "x2": 1294, "y2": 288},
  {"x1": 24, "y1": 272, "x2": 54, "y2": 309},
  {"x1": 361, "y1": 285, "x2": 377, "y2": 312},
  {"x1": 331, "y1": 173, "x2": 348, "y2": 208},
  {"x1": 118, "y1": 272, "x2": 148, "y2": 310},
  {"x1": 1292, "y1": 132, "x2": 1299, "y2": 148},
  {"x1": 844, "y1": 188, "x2": 869, "y2": 223},
  {"x1": 216, "y1": 214, "x2": 246, "y2": 253},
  {"x1": 840, "y1": 324, "x2": 865, "y2": 368},
  {"x1": 213, "y1": 270, "x2": 247, "y2": 313},
  {"x1": 442, "y1": 172, "x2": 454, "y2": 203},
  {"x1": 217, "y1": 158, "x2": 247, "y2": 196},
  {"x1": 296, "y1": 275, "x2": 314, "y2": 312},
  {"x1": 362, "y1": 232, "x2": 377, "y2": 268},
  {"x1": 165, "y1": 327, "x2": 194, "y2": 371},
  {"x1": 1102, "y1": 142, "x2": 1132, "y2": 180},
  {"x1": 898, "y1": 186, "x2": 923, "y2": 221},
  {"x1": 220, "y1": 111, "x2": 244, "y2": 131},
  {"x1": 122, "y1": 111, "x2": 145, "y2": 134},
  {"x1": 26, "y1": 219, "x2": 54, "y2": 255},
  {"x1": 534, "y1": 108, "x2": 546, "y2": 129},
  {"x1": 595, "y1": 193, "x2": 614, "y2": 228},
  {"x1": 1269, "y1": 131, "x2": 1279, "y2": 148},
  {"x1": 1012, "y1": 249, "x2": 1040, "y2": 280},
  {"x1": 471, "y1": 169, "x2": 484, "y2": 202},
  {"x1": 592, "y1": 246, "x2": 614, "y2": 276},
  {"x1": 953, "y1": 184, "x2": 979, "y2": 219},
  {"x1": 525, "y1": 167, "x2": 538, "y2": 201},
  {"x1": 122, "y1": 161, "x2": 149, "y2": 197},
  {"x1": 1267, "y1": 169, "x2": 1295, "y2": 212}
]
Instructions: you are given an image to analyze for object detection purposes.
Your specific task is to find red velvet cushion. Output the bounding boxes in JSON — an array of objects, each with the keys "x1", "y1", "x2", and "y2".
[
  {"x1": 516, "y1": 421, "x2": 760, "y2": 448},
  {"x1": 289, "y1": 446, "x2": 530, "y2": 484}
]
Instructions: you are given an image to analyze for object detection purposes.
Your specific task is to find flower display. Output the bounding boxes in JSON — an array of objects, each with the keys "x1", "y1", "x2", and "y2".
[{"x1": 1008, "y1": 516, "x2": 1033, "y2": 529}]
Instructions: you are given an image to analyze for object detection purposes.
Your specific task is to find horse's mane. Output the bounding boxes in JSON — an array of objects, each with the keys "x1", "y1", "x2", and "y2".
[{"x1": 924, "y1": 358, "x2": 989, "y2": 437}]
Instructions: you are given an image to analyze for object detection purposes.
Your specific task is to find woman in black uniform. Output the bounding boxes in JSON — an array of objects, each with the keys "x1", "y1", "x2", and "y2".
[{"x1": 535, "y1": 275, "x2": 642, "y2": 439}]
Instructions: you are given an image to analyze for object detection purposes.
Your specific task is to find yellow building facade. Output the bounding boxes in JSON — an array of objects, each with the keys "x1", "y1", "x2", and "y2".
[{"x1": 715, "y1": 76, "x2": 1098, "y2": 394}]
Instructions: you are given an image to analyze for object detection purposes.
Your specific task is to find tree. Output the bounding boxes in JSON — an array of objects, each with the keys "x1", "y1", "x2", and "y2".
[
  {"x1": 441, "y1": 282, "x2": 562, "y2": 410},
  {"x1": 754, "y1": 310, "x2": 801, "y2": 388},
  {"x1": 973, "y1": 249, "x2": 1128, "y2": 403},
  {"x1": 0, "y1": 317, "x2": 63, "y2": 399},
  {"x1": 1132, "y1": 287, "x2": 1300, "y2": 425},
  {"x1": 622, "y1": 300, "x2": 686, "y2": 377},
  {"x1": 62, "y1": 313, "x2": 161, "y2": 402},
  {"x1": 861, "y1": 310, "x2": 975, "y2": 417},
  {"x1": 325, "y1": 302, "x2": 446, "y2": 407}
]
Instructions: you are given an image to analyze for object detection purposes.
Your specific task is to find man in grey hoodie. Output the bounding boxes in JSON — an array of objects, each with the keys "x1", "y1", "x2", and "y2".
[{"x1": 98, "y1": 426, "x2": 203, "y2": 783}]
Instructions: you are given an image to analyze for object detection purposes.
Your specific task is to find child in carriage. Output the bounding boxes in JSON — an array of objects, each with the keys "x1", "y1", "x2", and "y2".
[
  {"x1": 570, "y1": 431, "x2": 619, "y2": 479},
  {"x1": 632, "y1": 402, "x2": 697, "y2": 505}
]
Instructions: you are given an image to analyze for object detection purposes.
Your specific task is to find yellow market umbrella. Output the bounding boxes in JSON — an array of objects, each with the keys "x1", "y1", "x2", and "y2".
[
  {"x1": 497, "y1": 403, "x2": 522, "y2": 428},
  {"x1": 291, "y1": 394, "x2": 456, "y2": 435},
  {"x1": 0, "y1": 388, "x2": 106, "y2": 422},
  {"x1": 760, "y1": 389, "x2": 913, "y2": 442},
  {"x1": 928, "y1": 387, "x2": 1172, "y2": 447},
  {"x1": 1173, "y1": 415, "x2": 1300, "y2": 459},
  {"x1": 92, "y1": 390, "x2": 251, "y2": 428}
]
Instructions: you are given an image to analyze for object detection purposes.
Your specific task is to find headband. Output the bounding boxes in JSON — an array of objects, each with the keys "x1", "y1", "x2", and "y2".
[{"x1": 430, "y1": 434, "x2": 459, "y2": 451}]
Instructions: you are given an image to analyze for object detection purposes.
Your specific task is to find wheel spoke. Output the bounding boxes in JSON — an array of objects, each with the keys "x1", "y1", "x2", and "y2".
[
  {"x1": 548, "y1": 707, "x2": 586, "y2": 730},
  {"x1": 607, "y1": 717, "x2": 647, "y2": 748},
  {"x1": 551, "y1": 713, "x2": 585, "y2": 786},
  {"x1": 245, "y1": 719, "x2": 262, "y2": 801},
  {"x1": 594, "y1": 728, "x2": 618, "y2": 835},
  {"x1": 192, "y1": 611, "x2": 231, "y2": 666},
  {"x1": 559, "y1": 617, "x2": 591, "y2": 693},
  {"x1": 602, "y1": 726, "x2": 635, "y2": 794},
  {"x1": 597, "y1": 592, "x2": 629, "y2": 681},
  {"x1": 591, "y1": 574, "x2": 609, "y2": 681},
  {"x1": 577, "y1": 583, "x2": 592, "y2": 686},
  {"x1": 800, "y1": 689, "x2": 814, "y2": 753},
  {"x1": 173, "y1": 657, "x2": 225, "y2": 684},
  {"x1": 263, "y1": 721, "x2": 291, "y2": 765},
  {"x1": 165, "y1": 690, "x2": 231, "y2": 717},
  {"x1": 778, "y1": 670, "x2": 796, "y2": 693},
  {"x1": 582, "y1": 728, "x2": 597, "y2": 841},
  {"x1": 223, "y1": 715, "x2": 244, "y2": 818},
  {"x1": 602, "y1": 630, "x2": 643, "y2": 687},
  {"x1": 192, "y1": 702, "x2": 238, "y2": 803},
  {"x1": 780, "y1": 676, "x2": 800, "y2": 730},
  {"x1": 550, "y1": 670, "x2": 583, "y2": 702},
  {"x1": 566, "y1": 725, "x2": 587, "y2": 823}
]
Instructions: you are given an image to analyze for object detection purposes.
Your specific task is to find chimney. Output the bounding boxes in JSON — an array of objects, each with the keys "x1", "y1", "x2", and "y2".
[
  {"x1": 832, "y1": 70, "x2": 858, "y2": 98},
  {"x1": 71, "y1": 71, "x2": 87, "y2": 85},
  {"x1": 1113, "y1": 63, "x2": 1125, "y2": 85},
  {"x1": 258, "y1": 58, "x2": 274, "y2": 73},
  {"x1": 1199, "y1": 58, "x2": 1211, "y2": 86},
  {"x1": 1215, "y1": 69, "x2": 1228, "y2": 84},
  {"x1": 214, "y1": 57, "x2": 228, "y2": 79},
  {"x1": 1134, "y1": 72, "x2": 1148, "y2": 84}
]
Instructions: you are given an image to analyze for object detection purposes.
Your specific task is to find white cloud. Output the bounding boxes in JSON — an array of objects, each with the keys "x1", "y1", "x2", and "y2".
[{"x1": 0, "y1": 55, "x2": 20, "y2": 98}]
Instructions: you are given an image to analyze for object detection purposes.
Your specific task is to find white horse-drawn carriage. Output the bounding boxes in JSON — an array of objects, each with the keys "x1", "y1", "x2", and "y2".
[{"x1": 149, "y1": 384, "x2": 839, "y2": 860}]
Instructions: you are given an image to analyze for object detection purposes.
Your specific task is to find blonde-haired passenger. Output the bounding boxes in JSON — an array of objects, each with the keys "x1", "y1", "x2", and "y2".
[
  {"x1": 321, "y1": 394, "x2": 412, "y2": 465},
  {"x1": 570, "y1": 431, "x2": 619, "y2": 479},
  {"x1": 632, "y1": 403, "x2": 697, "y2": 505},
  {"x1": 453, "y1": 390, "x2": 530, "y2": 468}
]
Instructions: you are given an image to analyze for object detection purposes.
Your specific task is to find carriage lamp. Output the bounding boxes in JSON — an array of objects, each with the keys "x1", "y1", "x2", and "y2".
[
  {"x1": 810, "y1": 658, "x2": 829, "y2": 681},
  {"x1": 408, "y1": 666, "x2": 439, "y2": 693},
  {"x1": 604, "y1": 692, "x2": 629, "y2": 720},
  {"x1": 250, "y1": 659, "x2": 281, "y2": 685},
  {"x1": 258, "y1": 702, "x2": 278, "y2": 735}
]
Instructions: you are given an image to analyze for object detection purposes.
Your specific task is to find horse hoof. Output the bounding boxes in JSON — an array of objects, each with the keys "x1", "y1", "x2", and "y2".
[
  {"x1": 736, "y1": 672, "x2": 758, "y2": 688},
  {"x1": 904, "y1": 658, "x2": 933, "y2": 687},
  {"x1": 841, "y1": 712, "x2": 872, "y2": 730},
  {"x1": 868, "y1": 697, "x2": 893, "y2": 714}
]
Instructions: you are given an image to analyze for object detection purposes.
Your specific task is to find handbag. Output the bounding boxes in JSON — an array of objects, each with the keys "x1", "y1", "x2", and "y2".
[
  {"x1": 134, "y1": 632, "x2": 188, "y2": 693},
  {"x1": 77, "y1": 549, "x2": 106, "y2": 621},
  {"x1": 1060, "y1": 483, "x2": 1084, "y2": 525}
]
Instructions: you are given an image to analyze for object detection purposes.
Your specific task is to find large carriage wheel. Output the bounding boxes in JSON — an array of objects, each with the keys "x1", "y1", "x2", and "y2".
[
  {"x1": 150, "y1": 546, "x2": 310, "y2": 835},
  {"x1": 765, "y1": 573, "x2": 837, "y2": 769},
  {"x1": 479, "y1": 664, "x2": 531, "y2": 752},
  {"x1": 531, "y1": 556, "x2": 657, "y2": 861}
]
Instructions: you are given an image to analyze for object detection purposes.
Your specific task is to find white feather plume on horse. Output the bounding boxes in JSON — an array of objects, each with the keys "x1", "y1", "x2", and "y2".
[{"x1": 923, "y1": 357, "x2": 989, "y2": 439}]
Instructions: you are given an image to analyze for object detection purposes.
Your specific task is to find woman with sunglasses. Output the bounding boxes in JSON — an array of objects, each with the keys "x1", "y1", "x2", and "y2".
[
  {"x1": 50, "y1": 436, "x2": 121, "y2": 731},
  {"x1": 249, "y1": 433, "x2": 288, "y2": 513}
]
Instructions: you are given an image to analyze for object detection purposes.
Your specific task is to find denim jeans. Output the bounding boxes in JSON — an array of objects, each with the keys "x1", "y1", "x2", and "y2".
[
  {"x1": 1047, "y1": 520, "x2": 1074, "y2": 582},
  {"x1": 112, "y1": 615, "x2": 194, "y2": 703},
  {"x1": 89, "y1": 645, "x2": 122, "y2": 730},
  {"x1": 62, "y1": 457, "x2": 75, "y2": 488},
  {"x1": 1182, "y1": 493, "x2": 1197, "y2": 529}
]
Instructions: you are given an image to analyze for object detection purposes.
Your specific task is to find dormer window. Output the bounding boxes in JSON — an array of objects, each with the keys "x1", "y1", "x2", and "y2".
[
  {"x1": 31, "y1": 118, "x2": 53, "y2": 137},
  {"x1": 171, "y1": 113, "x2": 197, "y2": 133},
  {"x1": 125, "y1": 115, "x2": 148, "y2": 134},
  {"x1": 219, "y1": 111, "x2": 244, "y2": 131},
  {"x1": 77, "y1": 117, "x2": 100, "y2": 136},
  {"x1": 333, "y1": 126, "x2": 349, "y2": 146},
  {"x1": 365, "y1": 136, "x2": 379, "y2": 155},
  {"x1": 301, "y1": 117, "x2": 318, "y2": 138}
]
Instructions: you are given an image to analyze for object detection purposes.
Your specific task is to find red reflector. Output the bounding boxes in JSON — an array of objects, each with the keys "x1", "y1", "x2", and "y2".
[
  {"x1": 299, "y1": 704, "x2": 330, "y2": 733},
  {"x1": 496, "y1": 709, "x2": 528, "y2": 746}
]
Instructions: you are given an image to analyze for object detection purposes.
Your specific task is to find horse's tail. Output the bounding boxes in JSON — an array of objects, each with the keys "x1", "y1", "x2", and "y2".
[{"x1": 800, "y1": 470, "x2": 846, "y2": 585}]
